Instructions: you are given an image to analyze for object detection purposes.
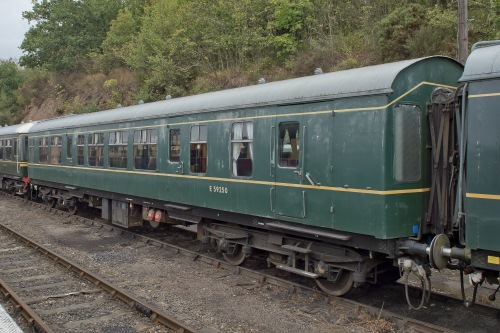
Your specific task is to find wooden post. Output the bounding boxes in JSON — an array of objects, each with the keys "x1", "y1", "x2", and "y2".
[{"x1": 458, "y1": 0, "x2": 468, "y2": 64}]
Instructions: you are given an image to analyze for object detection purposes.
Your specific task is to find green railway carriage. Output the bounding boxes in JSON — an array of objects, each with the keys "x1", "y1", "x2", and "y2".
[
  {"x1": 27, "y1": 56, "x2": 463, "y2": 295},
  {"x1": 459, "y1": 42, "x2": 500, "y2": 275},
  {"x1": 0, "y1": 122, "x2": 36, "y2": 194}
]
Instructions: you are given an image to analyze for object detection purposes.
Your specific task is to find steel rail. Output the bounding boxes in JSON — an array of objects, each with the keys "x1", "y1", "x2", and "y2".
[
  {"x1": 5, "y1": 192, "x2": 500, "y2": 332},
  {"x1": 0, "y1": 218, "x2": 200, "y2": 333},
  {"x1": 0, "y1": 275, "x2": 54, "y2": 333}
]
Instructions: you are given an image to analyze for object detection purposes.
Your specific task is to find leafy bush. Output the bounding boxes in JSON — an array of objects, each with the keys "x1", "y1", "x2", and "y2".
[{"x1": 0, "y1": 60, "x2": 25, "y2": 125}]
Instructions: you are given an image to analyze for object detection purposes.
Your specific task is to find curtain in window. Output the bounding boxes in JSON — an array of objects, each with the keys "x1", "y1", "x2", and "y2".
[
  {"x1": 247, "y1": 122, "x2": 253, "y2": 162},
  {"x1": 232, "y1": 122, "x2": 243, "y2": 176}
]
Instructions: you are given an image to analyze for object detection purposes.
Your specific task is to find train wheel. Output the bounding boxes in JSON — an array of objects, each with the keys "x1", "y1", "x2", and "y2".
[
  {"x1": 45, "y1": 198, "x2": 56, "y2": 208},
  {"x1": 223, "y1": 244, "x2": 248, "y2": 266},
  {"x1": 316, "y1": 269, "x2": 354, "y2": 296},
  {"x1": 67, "y1": 205, "x2": 78, "y2": 215}
]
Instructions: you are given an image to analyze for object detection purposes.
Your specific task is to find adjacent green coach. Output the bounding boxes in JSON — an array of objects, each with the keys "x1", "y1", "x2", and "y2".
[
  {"x1": 459, "y1": 42, "x2": 500, "y2": 273},
  {"x1": 0, "y1": 122, "x2": 36, "y2": 194}
]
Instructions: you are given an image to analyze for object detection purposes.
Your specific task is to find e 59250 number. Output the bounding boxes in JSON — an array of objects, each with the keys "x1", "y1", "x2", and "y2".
[{"x1": 209, "y1": 185, "x2": 228, "y2": 194}]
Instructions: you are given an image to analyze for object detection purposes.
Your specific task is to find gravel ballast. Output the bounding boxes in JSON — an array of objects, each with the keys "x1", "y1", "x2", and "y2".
[{"x1": 0, "y1": 196, "x2": 395, "y2": 333}]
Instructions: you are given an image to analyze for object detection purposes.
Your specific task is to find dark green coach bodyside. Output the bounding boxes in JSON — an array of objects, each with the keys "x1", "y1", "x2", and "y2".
[
  {"x1": 0, "y1": 122, "x2": 35, "y2": 180},
  {"x1": 28, "y1": 57, "x2": 462, "y2": 240},
  {"x1": 459, "y1": 42, "x2": 500, "y2": 254}
]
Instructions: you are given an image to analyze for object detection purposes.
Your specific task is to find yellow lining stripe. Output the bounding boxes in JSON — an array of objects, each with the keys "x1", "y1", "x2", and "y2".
[
  {"x1": 487, "y1": 256, "x2": 500, "y2": 265},
  {"x1": 466, "y1": 192, "x2": 500, "y2": 200},
  {"x1": 29, "y1": 163, "x2": 429, "y2": 196},
  {"x1": 0, "y1": 161, "x2": 21, "y2": 165},
  {"x1": 469, "y1": 92, "x2": 500, "y2": 98},
  {"x1": 28, "y1": 81, "x2": 457, "y2": 138}
]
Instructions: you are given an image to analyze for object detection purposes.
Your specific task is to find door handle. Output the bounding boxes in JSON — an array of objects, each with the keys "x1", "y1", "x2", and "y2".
[
  {"x1": 305, "y1": 173, "x2": 320, "y2": 186},
  {"x1": 294, "y1": 170, "x2": 302, "y2": 176}
]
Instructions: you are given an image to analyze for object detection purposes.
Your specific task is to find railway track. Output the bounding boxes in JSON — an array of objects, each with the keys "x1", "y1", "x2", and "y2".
[
  {"x1": 2, "y1": 192, "x2": 500, "y2": 332},
  {"x1": 0, "y1": 210, "x2": 199, "y2": 333}
]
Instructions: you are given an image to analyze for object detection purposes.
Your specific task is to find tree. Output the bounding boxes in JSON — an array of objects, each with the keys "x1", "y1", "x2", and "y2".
[
  {"x1": 122, "y1": 0, "x2": 200, "y2": 100},
  {"x1": 20, "y1": 0, "x2": 124, "y2": 72},
  {"x1": 0, "y1": 61, "x2": 25, "y2": 125},
  {"x1": 376, "y1": 4, "x2": 429, "y2": 61},
  {"x1": 268, "y1": 0, "x2": 314, "y2": 59},
  {"x1": 101, "y1": 0, "x2": 150, "y2": 69}
]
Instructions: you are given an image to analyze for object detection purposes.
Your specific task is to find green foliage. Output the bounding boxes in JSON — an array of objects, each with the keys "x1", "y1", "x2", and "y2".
[
  {"x1": 268, "y1": 0, "x2": 314, "y2": 58},
  {"x1": 103, "y1": 79, "x2": 122, "y2": 109},
  {"x1": 101, "y1": 6, "x2": 145, "y2": 70},
  {"x1": 58, "y1": 95, "x2": 100, "y2": 114},
  {"x1": 13, "y1": 0, "x2": 500, "y2": 120},
  {"x1": 21, "y1": 0, "x2": 124, "y2": 72},
  {"x1": 16, "y1": 67, "x2": 50, "y2": 108},
  {"x1": 406, "y1": 5, "x2": 457, "y2": 58},
  {"x1": 120, "y1": 0, "x2": 200, "y2": 100},
  {"x1": 376, "y1": 4, "x2": 428, "y2": 62},
  {"x1": 468, "y1": 0, "x2": 500, "y2": 41},
  {"x1": 0, "y1": 60, "x2": 25, "y2": 125}
]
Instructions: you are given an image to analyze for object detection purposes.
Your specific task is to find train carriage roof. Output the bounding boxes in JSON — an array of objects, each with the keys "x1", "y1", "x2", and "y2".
[
  {"x1": 30, "y1": 56, "x2": 453, "y2": 132},
  {"x1": 0, "y1": 122, "x2": 37, "y2": 137},
  {"x1": 460, "y1": 42, "x2": 500, "y2": 82}
]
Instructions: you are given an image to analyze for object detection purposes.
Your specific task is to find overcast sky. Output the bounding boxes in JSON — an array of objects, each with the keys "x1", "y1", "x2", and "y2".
[{"x1": 0, "y1": 0, "x2": 33, "y2": 61}]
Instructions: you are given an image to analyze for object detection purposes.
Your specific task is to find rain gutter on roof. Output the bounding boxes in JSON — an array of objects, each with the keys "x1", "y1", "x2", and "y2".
[{"x1": 29, "y1": 89, "x2": 394, "y2": 133}]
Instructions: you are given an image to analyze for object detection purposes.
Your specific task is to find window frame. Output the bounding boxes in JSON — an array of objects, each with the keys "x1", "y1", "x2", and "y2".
[
  {"x1": 28, "y1": 138, "x2": 34, "y2": 163},
  {"x1": 109, "y1": 130, "x2": 129, "y2": 169},
  {"x1": 278, "y1": 122, "x2": 300, "y2": 169},
  {"x1": 169, "y1": 129, "x2": 181, "y2": 163},
  {"x1": 39, "y1": 137, "x2": 49, "y2": 164},
  {"x1": 189, "y1": 125, "x2": 208, "y2": 174},
  {"x1": 66, "y1": 134, "x2": 73, "y2": 161},
  {"x1": 77, "y1": 134, "x2": 85, "y2": 166},
  {"x1": 393, "y1": 103, "x2": 422, "y2": 183},
  {"x1": 12, "y1": 138, "x2": 18, "y2": 161},
  {"x1": 230, "y1": 121, "x2": 253, "y2": 177},
  {"x1": 50, "y1": 135, "x2": 62, "y2": 165},
  {"x1": 87, "y1": 133, "x2": 104, "y2": 167},
  {"x1": 133, "y1": 128, "x2": 158, "y2": 171}
]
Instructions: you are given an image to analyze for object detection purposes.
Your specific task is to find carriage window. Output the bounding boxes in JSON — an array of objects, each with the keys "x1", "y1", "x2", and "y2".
[
  {"x1": 50, "y1": 136, "x2": 62, "y2": 164},
  {"x1": 88, "y1": 133, "x2": 104, "y2": 167},
  {"x1": 66, "y1": 135, "x2": 73, "y2": 160},
  {"x1": 5, "y1": 139, "x2": 12, "y2": 161},
  {"x1": 29, "y1": 138, "x2": 34, "y2": 162},
  {"x1": 109, "y1": 131, "x2": 128, "y2": 169},
  {"x1": 231, "y1": 121, "x2": 253, "y2": 177},
  {"x1": 190, "y1": 125, "x2": 207, "y2": 174},
  {"x1": 279, "y1": 122, "x2": 299, "y2": 168},
  {"x1": 134, "y1": 129, "x2": 157, "y2": 170},
  {"x1": 0, "y1": 140, "x2": 4, "y2": 160},
  {"x1": 22, "y1": 137, "x2": 28, "y2": 161},
  {"x1": 394, "y1": 104, "x2": 421, "y2": 182},
  {"x1": 12, "y1": 139, "x2": 18, "y2": 161},
  {"x1": 169, "y1": 129, "x2": 181, "y2": 162},
  {"x1": 77, "y1": 135, "x2": 85, "y2": 165},
  {"x1": 39, "y1": 137, "x2": 48, "y2": 163}
]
